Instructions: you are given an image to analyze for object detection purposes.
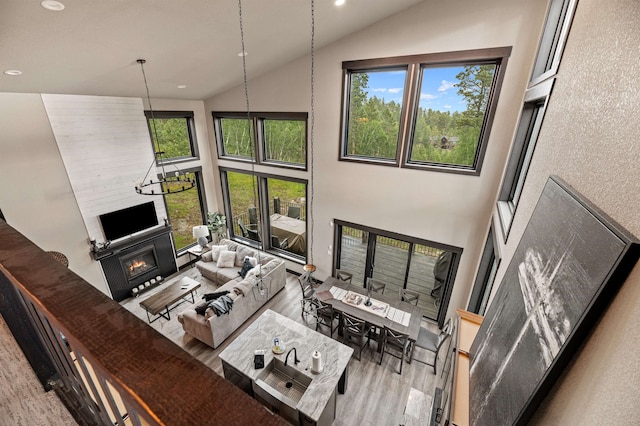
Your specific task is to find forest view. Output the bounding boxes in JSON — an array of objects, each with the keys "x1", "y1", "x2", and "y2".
[{"x1": 347, "y1": 64, "x2": 496, "y2": 167}]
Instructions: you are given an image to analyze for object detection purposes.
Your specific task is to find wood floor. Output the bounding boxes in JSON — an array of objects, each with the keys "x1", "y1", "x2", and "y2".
[{"x1": 121, "y1": 267, "x2": 443, "y2": 426}]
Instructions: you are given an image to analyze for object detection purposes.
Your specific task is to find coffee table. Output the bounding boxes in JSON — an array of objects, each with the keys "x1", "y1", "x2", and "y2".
[{"x1": 139, "y1": 277, "x2": 200, "y2": 323}]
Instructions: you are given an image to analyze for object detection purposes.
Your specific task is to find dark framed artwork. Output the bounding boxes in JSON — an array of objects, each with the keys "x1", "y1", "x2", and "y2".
[{"x1": 469, "y1": 175, "x2": 640, "y2": 426}]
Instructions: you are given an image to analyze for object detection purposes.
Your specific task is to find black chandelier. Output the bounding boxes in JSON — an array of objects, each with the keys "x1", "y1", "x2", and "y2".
[{"x1": 134, "y1": 59, "x2": 195, "y2": 196}]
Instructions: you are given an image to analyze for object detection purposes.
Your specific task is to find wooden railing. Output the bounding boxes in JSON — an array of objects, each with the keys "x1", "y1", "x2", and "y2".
[
  {"x1": 341, "y1": 227, "x2": 443, "y2": 258},
  {"x1": 0, "y1": 221, "x2": 283, "y2": 426}
]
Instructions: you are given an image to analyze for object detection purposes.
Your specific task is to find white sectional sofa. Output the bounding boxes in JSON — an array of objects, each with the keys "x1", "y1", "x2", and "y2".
[{"x1": 177, "y1": 239, "x2": 286, "y2": 348}]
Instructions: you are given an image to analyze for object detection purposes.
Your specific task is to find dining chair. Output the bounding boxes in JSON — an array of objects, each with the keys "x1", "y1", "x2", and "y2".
[
  {"x1": 313, "y1": 299, "x2": 340, "y2": 339},
  {"x1": 367, "y1": 277, "x2": 386, "y2": 294},
  {"x1": 237, "y1": 218, "x2": 248, "y2": 238},
  {"x1": 287, "y1": 205, "x2": 301, "y2": 219},
  {"x1": 399, "y1": 289, "x2": 420, "y2": 306},
  {"x1": 271, "y1": 235, "x2": 289, "y2": 250},
  {"x1": 409, "y1": 318, "x2": 454, "y2": 374},
  {"x1": 335, "y1": 269, "x2": 353, "y2": 284},
  {"x1": 341, "y1": 312, "x2": 371, "y2": 361},
  {"x1": 298, "y1": 277, "x2": 316, "y2": 321},
  {"x1": 247, "y1": 229, "x2": 260, "y2": 242},
  {"x1": 379, "y1": 326, "x2": 410, "y2": 374}
]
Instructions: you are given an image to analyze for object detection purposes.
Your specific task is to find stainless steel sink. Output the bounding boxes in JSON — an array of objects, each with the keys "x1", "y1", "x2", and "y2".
[{"x1": 253, "y1": 357, "x2": 312, "y2": 424}]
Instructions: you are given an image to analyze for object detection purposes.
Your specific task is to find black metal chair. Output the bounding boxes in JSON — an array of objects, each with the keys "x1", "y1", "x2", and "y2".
[
  {"x1": 247, "y1": 228, "x2": 260, "y2": 242},
  {"x1": 271, "y1": 235, "x2": 289, "y2": 250},
  {"x1": 298, "y1": 277, "x2": 316, "y2": 321},
  {"x1": 342, "y1": 312, "x2": 371, "y2": 361},
  {"x1": 287, "y1": 205, "x2": 301, "y2": 219},
  {"x1": 400, "y1": 289, "x2": 420, "y2": 306},
  {"x1": 313, "y1": 299, "x2": 340, "y2": 339},
  {"x1": 379, "y1": 326, "x2": 410, "y2": 374},
  {"x1": 409, "y1": 318, "x2": 454, "y2": 374},
  {"x1": 335, "y1": 269, "x2": 353, "y2": 284},
  {"x1": 237, "y1": 218, "x2": 248, "y2": 238}
]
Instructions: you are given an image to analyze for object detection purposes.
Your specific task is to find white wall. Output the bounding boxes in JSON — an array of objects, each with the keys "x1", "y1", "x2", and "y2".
[
  {"x1": 205, "y1": 0, "x2": 549, "y2": 318},
  {"x1": 492, "y1": 0, "x2": 640, "y2": 423},
  {"x1": 0, "y1": 93, "x2": 108, "y2": 295}
]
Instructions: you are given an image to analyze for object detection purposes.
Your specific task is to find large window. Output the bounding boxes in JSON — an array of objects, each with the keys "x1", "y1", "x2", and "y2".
[
  {"x1": 145, "y1": 111, "x2": 198, "y2": 162},
  {"x1": 213, "y1": 112, "x2": 307, "y2": 169},
  {"x1": 162, "y1": 168, "x2": 207, "y2": 253},
  {"x1": 467, "y1": 226, "x2": 500, "y2": 315},
  {"x1": 497, "y1": 0, "x2": 576, "y2": 239},
  {"x1": 340, "y1": 47, "x2": 510, "y2": 174},
  {"x1": 221, "y1": 168, "x2": 307, "y2": 260},
  {"x1": 333, "y1": 220, "x2": 461, "y2": 326}
]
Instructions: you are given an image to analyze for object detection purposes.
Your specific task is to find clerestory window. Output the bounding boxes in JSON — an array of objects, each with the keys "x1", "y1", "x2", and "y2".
[{"x1": 340, "y1": 47, "x2": 511, "y2": 175}]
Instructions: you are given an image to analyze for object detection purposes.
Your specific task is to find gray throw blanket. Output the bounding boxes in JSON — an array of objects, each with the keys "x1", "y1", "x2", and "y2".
[{"x1": 210, "y1": 295, "x2": 234, "y2": 316}]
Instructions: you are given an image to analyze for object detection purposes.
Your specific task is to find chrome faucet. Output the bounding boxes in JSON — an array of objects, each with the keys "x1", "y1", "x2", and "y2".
[{"x1": 284, "y1": 347, "x2": 300, "y2": 366}]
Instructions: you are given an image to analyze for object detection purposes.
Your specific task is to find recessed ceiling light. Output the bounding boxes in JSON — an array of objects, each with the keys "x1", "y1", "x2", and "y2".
[
  {"x1": 3, "y1": 70, "x2": 22, "y2": 76},
  {"x1": 237, "y1": 51, "x2": 248, "y2": 57},
  {"x1": 41, "y1": 1, "x2": 65, "y2": 11},
  {"x1": 177, "y1": 85, "x2": 187, "y2": 89},
  {"x1": 335, "y1": 0, "x2": 346, "y2": 6}
]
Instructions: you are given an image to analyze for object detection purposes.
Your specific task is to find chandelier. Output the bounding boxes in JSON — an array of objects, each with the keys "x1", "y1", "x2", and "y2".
[{"x1": 134, "y1": 59, "x2": 196, "y2": 195}]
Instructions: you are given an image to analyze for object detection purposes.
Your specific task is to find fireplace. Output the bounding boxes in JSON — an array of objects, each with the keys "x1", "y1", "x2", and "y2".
[
  {"x1": 121, "y1": 246, "x2": 158, "y2": 281},
  {"x1": 96, "y1": 227, "x2": 177, "y2": 301}
]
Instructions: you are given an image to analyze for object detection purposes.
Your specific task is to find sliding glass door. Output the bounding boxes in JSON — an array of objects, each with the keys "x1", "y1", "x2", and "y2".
[{"x1": 334, "y1": 220, "x2": 460, "y2": 324}]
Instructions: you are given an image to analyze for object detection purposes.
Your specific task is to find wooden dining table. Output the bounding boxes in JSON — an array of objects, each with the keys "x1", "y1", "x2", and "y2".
[{"x1": 315, "y1": 276, "x2": 422, "y2": 344}]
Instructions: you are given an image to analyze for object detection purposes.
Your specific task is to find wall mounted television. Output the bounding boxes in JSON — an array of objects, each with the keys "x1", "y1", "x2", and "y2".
[{"x1": 99, "y1": 202, "x2": 158, "y2": 241}]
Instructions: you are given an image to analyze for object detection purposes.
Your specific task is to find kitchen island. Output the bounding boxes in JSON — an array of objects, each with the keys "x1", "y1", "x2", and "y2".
[{"x1": 219, "y1": 309, "x2": 353, "y2": 425}]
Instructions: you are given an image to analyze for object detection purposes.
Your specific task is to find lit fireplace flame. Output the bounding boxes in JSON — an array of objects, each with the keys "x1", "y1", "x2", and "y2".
[{"x1": 129, "y1": 260, "x2": 147, "y2": 273}]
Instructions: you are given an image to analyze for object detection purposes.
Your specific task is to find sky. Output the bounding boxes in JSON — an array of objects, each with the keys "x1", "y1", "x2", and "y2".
[{"x1": 365, "y1": 66, "x2": 468, "y2": 113}]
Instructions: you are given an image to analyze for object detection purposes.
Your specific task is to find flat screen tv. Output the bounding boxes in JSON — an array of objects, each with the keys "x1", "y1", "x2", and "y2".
[{"x1": 99, "y1": 202, "x2": 158, "y2": 241}]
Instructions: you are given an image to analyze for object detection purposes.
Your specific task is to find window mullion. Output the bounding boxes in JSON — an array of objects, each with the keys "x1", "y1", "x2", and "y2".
[{"x1": 399, "y1": 63, "x2": 420, "y2": 165}]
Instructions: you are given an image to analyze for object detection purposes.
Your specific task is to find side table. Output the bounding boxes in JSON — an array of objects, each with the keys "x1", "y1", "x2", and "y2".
[{"x1": 186, "y1": 246, "x2": 210, "y2": 267}]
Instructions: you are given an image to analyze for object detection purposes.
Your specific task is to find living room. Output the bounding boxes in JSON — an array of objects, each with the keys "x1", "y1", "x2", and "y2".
[{"x1": 2, "y1": 0, "x2": 640, "y2": 425}]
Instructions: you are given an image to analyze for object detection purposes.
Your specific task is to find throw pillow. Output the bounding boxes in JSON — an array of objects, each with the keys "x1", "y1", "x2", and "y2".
[
  {"x1": 245, "y1": 264, "x2": 262, "y2": 281},
  {"x1": 235, "y1": 246, "x2": 255, "y2": 267},
  {"x1": 209, "y1": 245, "x2": 229, "y2": 262},
  {"x1": 246, "y1": 256, "x2": 258, "y2": 267},
  {"x1": 238, "y1": 257, "x2": 255, "y2": 278},
  {"x1": 194, "y1": 303, "x2": 209, "y2": 316},
  {"x1": 216, "y1": 250, "x2": 236, "y2": 268}
]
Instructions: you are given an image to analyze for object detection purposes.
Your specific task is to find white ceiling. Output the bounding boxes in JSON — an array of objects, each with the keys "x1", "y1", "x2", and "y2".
[{"x1": 0, "y1": 0, "x2": 423, "y2": 100}]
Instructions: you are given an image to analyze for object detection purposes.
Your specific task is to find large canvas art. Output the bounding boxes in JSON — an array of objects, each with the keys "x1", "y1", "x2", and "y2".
[{"x1": 469, "y1": 176, "x2": 640, "y2": 426}]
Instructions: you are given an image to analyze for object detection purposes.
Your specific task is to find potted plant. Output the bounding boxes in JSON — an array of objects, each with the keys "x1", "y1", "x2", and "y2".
[{"x1": 207, "y1": 211, "x2": 227, "y2": 243}]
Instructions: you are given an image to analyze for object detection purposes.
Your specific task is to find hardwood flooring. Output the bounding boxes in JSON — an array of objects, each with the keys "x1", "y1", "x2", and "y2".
[{"x1": 121, "y1": 267, "x2": 443, "y2": 426}]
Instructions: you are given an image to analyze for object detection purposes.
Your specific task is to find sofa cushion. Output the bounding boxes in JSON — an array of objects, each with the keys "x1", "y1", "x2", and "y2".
[
  {"x1": 258, "y1": 254, "x2": 275, "y2": 266},
  {"x1": 217, "y1": 250, "x2": 236, "y2": 268},
  {"x1": 233, "y1": 280, "x2": 252, "y2": 296},
  {"x1": 261, "y1": 259, "x2": 282, "y2": 274},
  {"x1": 207, "y1": 244, "x2": 229, "y2": 262},
  {"x1": 217, "y1": 267, "x2": 243, "y2": 283},
  {"x1": 235, "y1": 246, "x2": 256, "y2": 266},
  {"x1": 245, "y1": 264, "x2": 262, "y2": 281}
]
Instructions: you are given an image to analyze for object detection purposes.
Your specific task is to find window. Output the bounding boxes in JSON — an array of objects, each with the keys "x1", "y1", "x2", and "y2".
[
  {"x1": 220, "y1": 168, "x2": 307, "y2": 260},
  {"x1": 467, "y1": 226, "x2": 500, "y2": 315},
  {"x1": 213, "y1": 112, "x2": 307, "y2": 169},
  {"x1": 145, "y1": 111, "x2": 198, "y2": 161},
  {"x1": 162, "y1": 168, "x2": 207, "y2": 253},
  {"x1": 340, "y1": 47, "x2": 511, "y2": 174},
  {"x1": 333, "y1": 220, "x2": 461, "y2": 326},
  {"x1": 497, "y1": 0, "x2": 576, "y2": 239}
]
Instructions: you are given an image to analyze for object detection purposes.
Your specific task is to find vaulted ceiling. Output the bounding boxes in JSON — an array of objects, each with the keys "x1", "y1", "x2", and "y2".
[{"x1": 0, "y1": 0, "x2": 423, "y2": 100}]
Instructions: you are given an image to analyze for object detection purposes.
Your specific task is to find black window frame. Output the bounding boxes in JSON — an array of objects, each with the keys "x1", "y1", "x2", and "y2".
[
  {"x1": 160, "y1": 166, "x2": 208, "y2": 256},
  {"x1": 219, "y1": 167, "x2": 308, "y2": 263},
  {"x1": 467, "y1": 225, "x2": 501, "y2": 315},
  {"x1": 496, "y1": 0, "x2": 576, "y2": 240},
  {"x1": 213, "y1": 111, "x2": 308, "y2": 171},
  {"x1": 144, "y1": 110, "x2": 199, "y2": 164},
  {"x1": 339, "y1": 47, "x2": 512, "y2": 176}
]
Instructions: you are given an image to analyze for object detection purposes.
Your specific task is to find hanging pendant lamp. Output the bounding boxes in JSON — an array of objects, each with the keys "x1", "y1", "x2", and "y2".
[{"x1": 134, "y1": 59, "x2": 196, "y2": 195}]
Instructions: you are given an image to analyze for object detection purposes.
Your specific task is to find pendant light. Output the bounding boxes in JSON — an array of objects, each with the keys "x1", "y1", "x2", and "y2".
[{"x1": 134, "y1": 59, "x2": 196, "y2": 195}]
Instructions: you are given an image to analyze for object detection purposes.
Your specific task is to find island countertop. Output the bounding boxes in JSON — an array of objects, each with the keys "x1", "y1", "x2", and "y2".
[{"x1": 219, "y1": 309, "x2": 353, "y2": 422}]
